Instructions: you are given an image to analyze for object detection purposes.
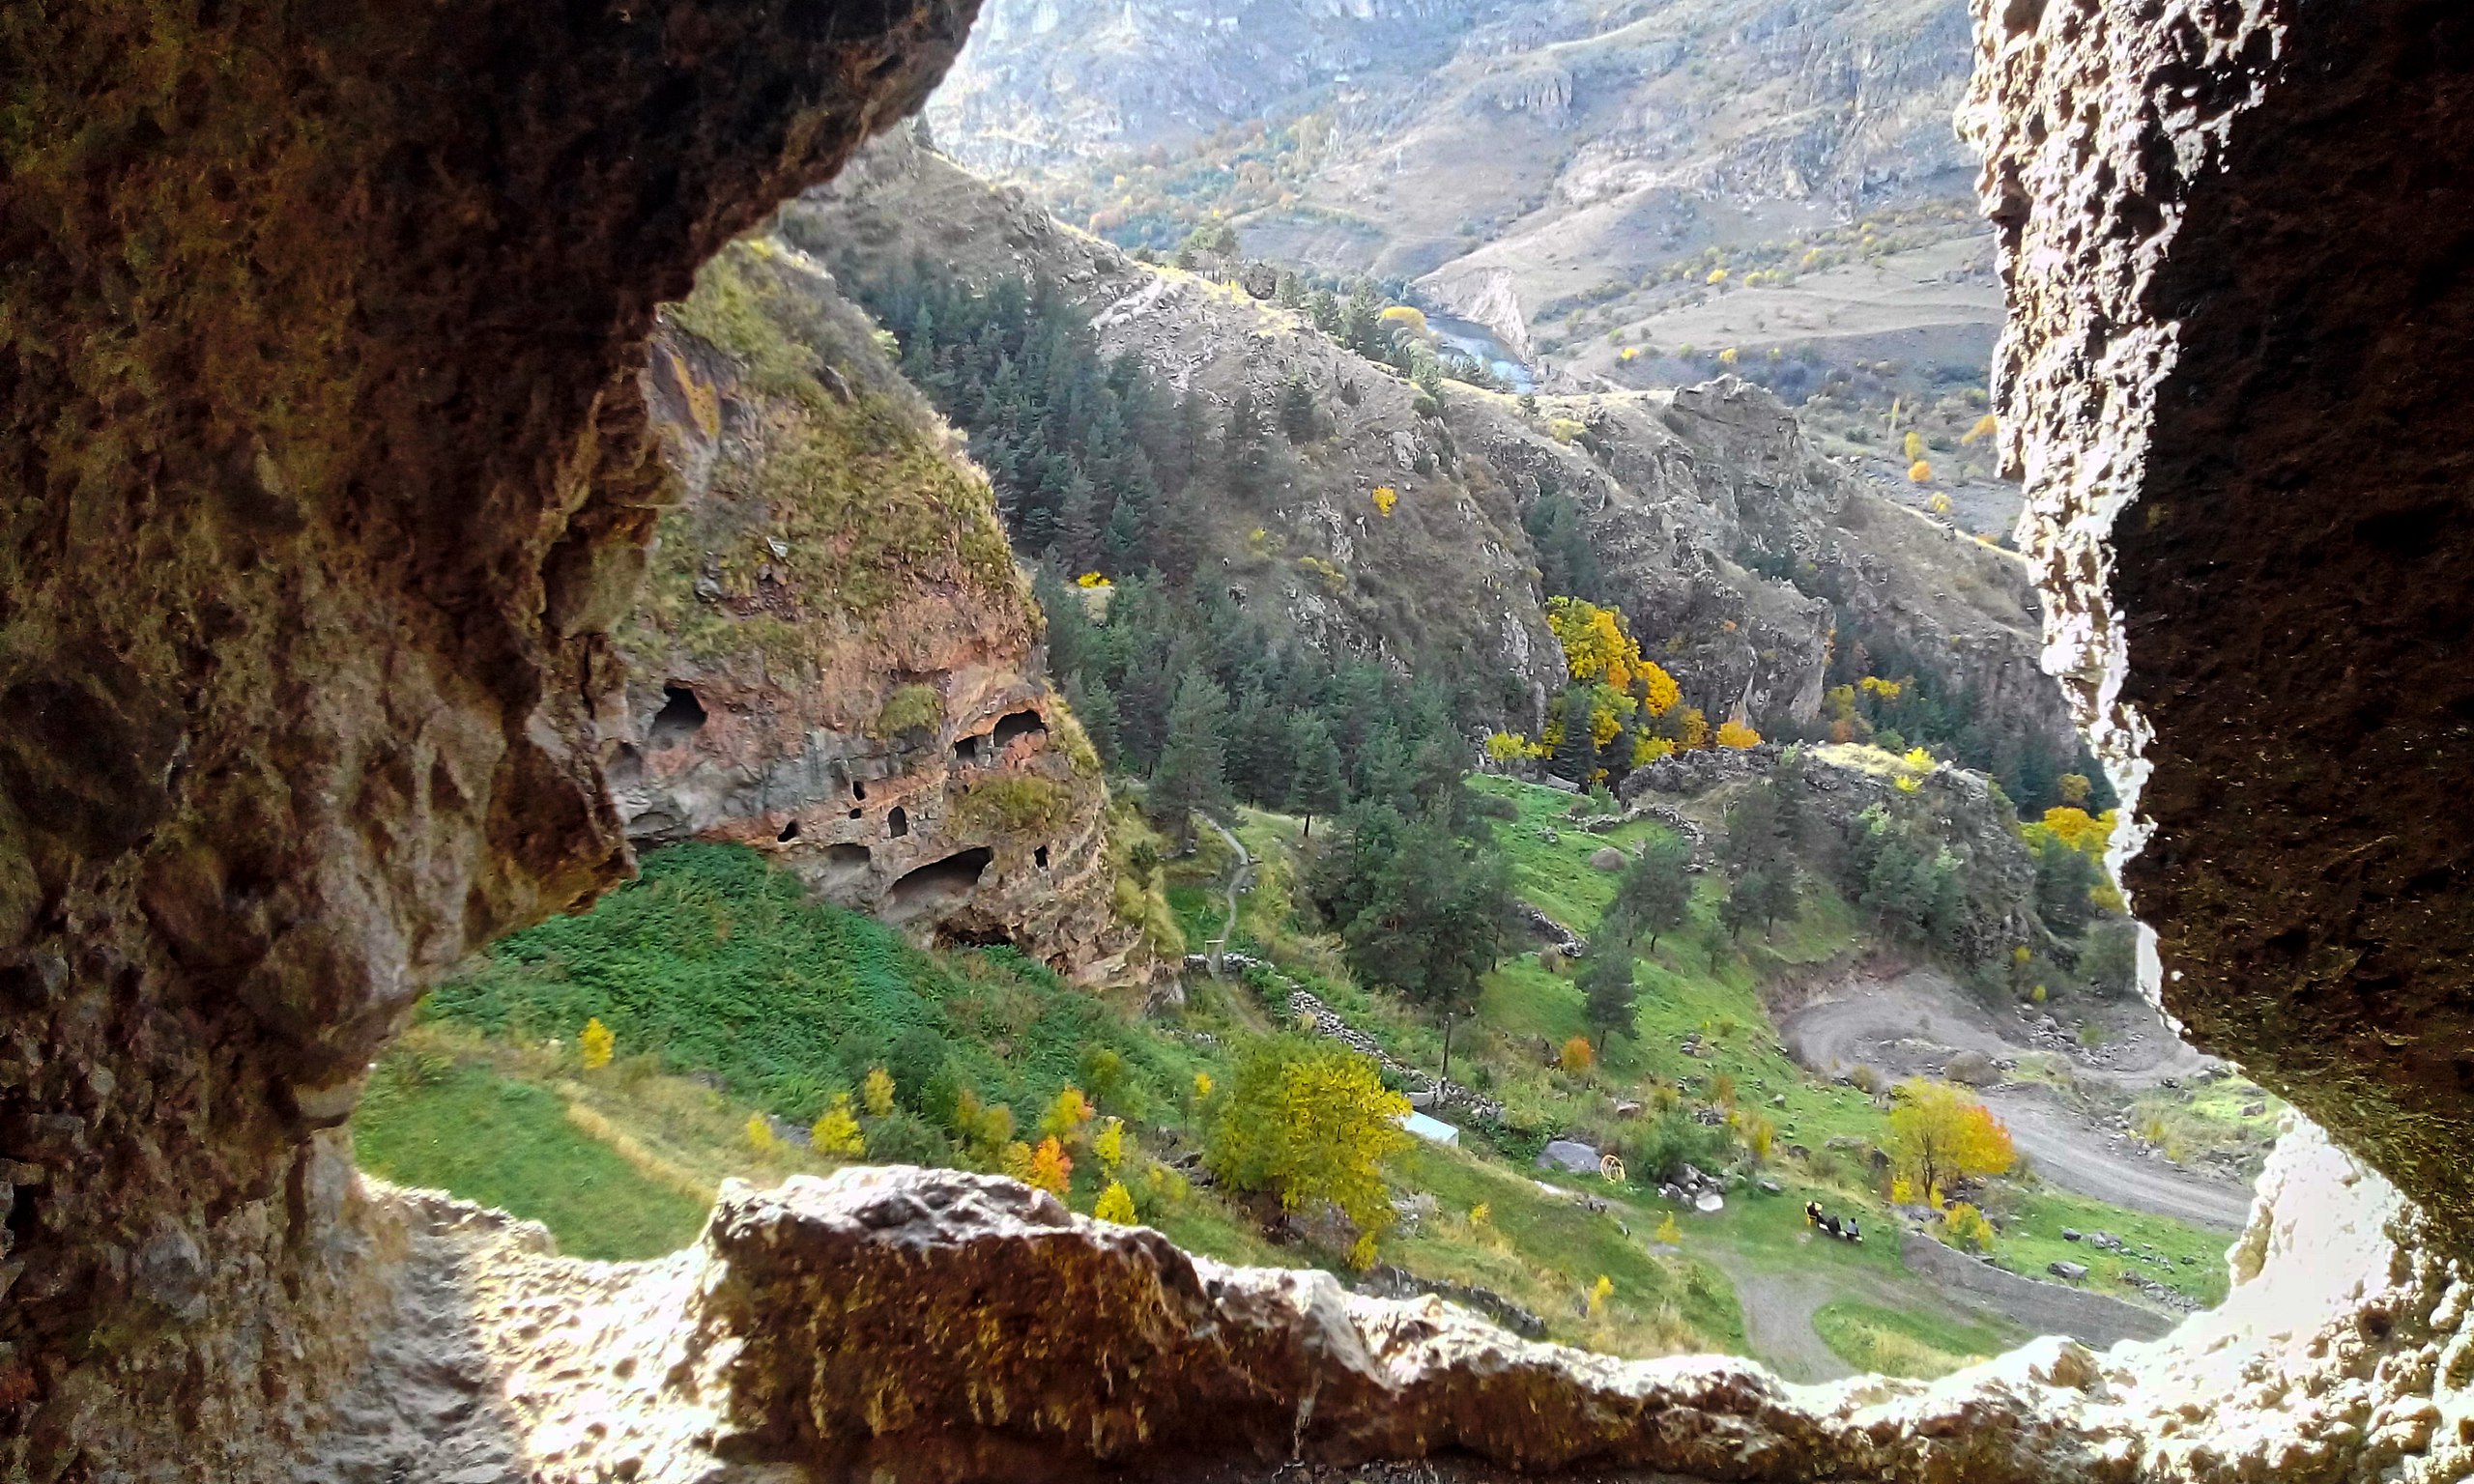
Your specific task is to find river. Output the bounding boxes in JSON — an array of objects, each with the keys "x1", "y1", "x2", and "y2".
[{"x1": 1427, "y1": 310, "x2": 1537, "y2": 392}]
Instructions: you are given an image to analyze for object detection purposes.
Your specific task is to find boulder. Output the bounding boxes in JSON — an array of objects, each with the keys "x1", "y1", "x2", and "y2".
[
  {"x1": 1694, "y1": 1192, "x2": 1725, "y2": 1213},
  {"x1": 1536, "y1": 1139, "x2": 1600, "y2": 1174},
  {"x1": 2049, "y1": 1261, "x2": 2090, "y2": 1282},
  {"x1": 1589, "y1": 846, "x2": 1625, "y2": 871}
]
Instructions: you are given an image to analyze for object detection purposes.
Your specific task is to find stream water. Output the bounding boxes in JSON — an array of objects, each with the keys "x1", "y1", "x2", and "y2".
[{"x1": 1427, "y1": 311, "x2": 1537, "y2": 392}]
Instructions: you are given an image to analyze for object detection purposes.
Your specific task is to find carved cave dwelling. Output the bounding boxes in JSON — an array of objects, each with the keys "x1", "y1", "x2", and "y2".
[{"x1": 1, "y1": 0, "x2": 2472, "y2": 1481}]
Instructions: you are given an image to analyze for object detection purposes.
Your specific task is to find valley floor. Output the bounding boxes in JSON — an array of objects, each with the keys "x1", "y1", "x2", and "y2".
[{"x1": 352, "y1": 780, "x2": 2263, "y2": 1384}]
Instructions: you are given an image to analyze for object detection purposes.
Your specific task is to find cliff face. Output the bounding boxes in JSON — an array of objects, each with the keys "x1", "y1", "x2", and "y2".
[
  {"x1": 1963, "y1": 0, "x2": 2474, "y2": 1240},
  {"x1": 0, "y1": 0, "x2": 975, "y2": 1474},
  {"x1": 616, "y1": 240, "x2": 1142, "y2": 981},
  {"x1": 793, "y1": 133, "x2": 2075, "y2": 767}
]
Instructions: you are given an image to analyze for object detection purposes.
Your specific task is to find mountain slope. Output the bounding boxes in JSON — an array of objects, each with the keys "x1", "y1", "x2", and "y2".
[{"x1": 786, "y1": 132, "x2": 2079, "y2": 795}]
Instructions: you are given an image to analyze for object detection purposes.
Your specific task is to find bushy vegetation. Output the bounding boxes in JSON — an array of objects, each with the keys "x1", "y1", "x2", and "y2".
[{"x1": 425, "y1": 843, "x2": 1188, "y2": 1135}]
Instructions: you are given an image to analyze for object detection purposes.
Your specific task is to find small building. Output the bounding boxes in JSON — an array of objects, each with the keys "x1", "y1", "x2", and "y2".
[{"x1": 1399, "y1": 1109, "x2": 1460, "y2": 1147}]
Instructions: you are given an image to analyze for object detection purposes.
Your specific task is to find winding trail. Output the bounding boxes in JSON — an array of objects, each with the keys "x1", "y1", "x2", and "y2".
[
  {"x1": 1196, "y1": 813, "x2": 1253, "y2": 976},
  {"x1": 1778, "y1": 967, "x2": 2256, "y2": 1231}
]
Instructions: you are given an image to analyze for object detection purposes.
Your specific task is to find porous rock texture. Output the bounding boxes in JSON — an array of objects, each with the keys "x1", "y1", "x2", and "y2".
[
  {"x1": 615, "y1": 238, "x2": 1145, "y2": 981},
  {"x1": 0, "y1": 1, "x2": 975, "y2": 1476},
  {"x1": 302, "y1": 1136, "x2": 2473, "y2": 1484},
  {"x1": 1963, "y1": 0, "x2": 2474, "y2": 1238}
]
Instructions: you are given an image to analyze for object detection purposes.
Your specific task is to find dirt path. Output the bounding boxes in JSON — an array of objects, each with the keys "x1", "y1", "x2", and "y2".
[
  {"x1": 1694, "y1": 1246, "x2": 1856, "y2": 1384},
  {"x1": 1196, "y1": 813, "x2": 1253, "y2": 974},
  {"x1": 1985, "y1": 1087, "x2": 2255, "y2": 1231},
  {"x1": 1778, "y1": 967, "x2": 2255, "y2": 1230}
]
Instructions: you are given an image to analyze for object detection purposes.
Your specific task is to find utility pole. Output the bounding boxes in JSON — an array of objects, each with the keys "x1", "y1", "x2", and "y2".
[{"x1": 1439, "y1": 1012, "x2": 1453, "y2": 1092}]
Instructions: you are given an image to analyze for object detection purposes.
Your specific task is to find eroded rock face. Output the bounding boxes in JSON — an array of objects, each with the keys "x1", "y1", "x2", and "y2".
[
  {"x1": 0, "y1": 1, "x2": 975, "y2": 1475},
  {"x1": 304, "y1": 1141, "x2": 2472, "y2": 1484},
  {"x1": 615, "y1": 239, "x2": 1144, "y2": 980},
  {"x1": 1964, "y1": 0, "x2": 2474, "y2": 1241}
]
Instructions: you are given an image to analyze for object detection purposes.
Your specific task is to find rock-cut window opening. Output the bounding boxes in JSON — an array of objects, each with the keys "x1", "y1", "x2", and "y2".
[
  {"x1": 991, "y1": 708, "x2": 1047, "y2": 750},
  {"x1": 647, "y1": 684, "x2": 707, "y2": 747},
  {"x1": 887, "y1": 806, "x2": 908, "y2": 838},
  {"x1": 777, "y1": 818, "x2": 800, "y2": 842},
  {"x1": 884, "y1": 846, "x2": 992, "y2": 920},
  {"x1": 954, "y1": 734, "x2": 980, "y2": 763}
]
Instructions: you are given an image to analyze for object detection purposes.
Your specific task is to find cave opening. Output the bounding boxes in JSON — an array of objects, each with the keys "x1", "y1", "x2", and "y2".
[
  {"x1": 990, "y1": 708, "x2": 1046, "y2": 750},
  {"x1": 647, "y1": 684, "x2": 707, "y2": 747},
  {"x1": 883, "y1": 846, "x2": 992, "y2": 920},
  {"x1": 887, "y1": 805, "x2": 908, "y2": 838},
  {"x1": 777, "y1": 818, "x2": 801, "y2": 842}
]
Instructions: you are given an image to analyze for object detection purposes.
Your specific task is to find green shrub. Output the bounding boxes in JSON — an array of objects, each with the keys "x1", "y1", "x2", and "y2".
[
  {"x1": 871, "y1": 684, "x2": 944, "y2": 738},
  {"x1": 954, "y1": 773, "x2": 1069, "y2": 835}
]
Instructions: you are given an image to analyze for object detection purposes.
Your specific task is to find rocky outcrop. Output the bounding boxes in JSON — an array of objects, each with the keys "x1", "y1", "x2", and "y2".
[
  {"x1": 304, "y1": 1132, "x2": 2472, "y2": 1483},
  {"x1": 0, "y1": 1, "x2": 975, "y2": 1475},
  {"x1": 615, "y1": 238, "x2": 1143, "y2": 981},
  {"x1": 1962, "y1": 0, "x2": 2474, "y2": 1241}
]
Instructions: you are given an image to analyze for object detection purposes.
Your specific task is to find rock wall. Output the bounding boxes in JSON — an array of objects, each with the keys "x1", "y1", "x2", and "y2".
[
  {"x1": 0, "y1": 1, "x2": 976, "y2": 1476},
  {"x1": 302, "y1": 1135, "x2": 2472, "y2": 1483},
  {"x1": 1963, "y1": 0, "x2": 2474, "y2": 1241},
  {"x1": 615, "y1": 238, "x2": 1144, "y2": 982}
]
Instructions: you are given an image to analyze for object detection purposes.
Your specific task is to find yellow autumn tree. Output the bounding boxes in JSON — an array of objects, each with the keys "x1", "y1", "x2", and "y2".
[
  {"x1": 1886, "y1": 1079, "x2": 2016, "y2": 1206},
  {"x1": 1942, "y1": 1200, "x2": 1998, "y2": 1252},
  {"x1": 1560, "y1": 1036, "x2": 1596, "y2": 1072},
  {"x1": 1714, "y1": 719, "x2": 1762, "y2": 749},
  {"x1": 578, "y1": 1017, "x2": 615, "y2": 1070},
  {"x1": 1205, "y1": 1038, "x2": 1410, "y2": 1264},
  {"x1": 1371, "y1": 485, "x2": 1398, "y2": 516},
  {"x1": 2038, "y1": 806, "x2": 2114, "y2": 857},
  {"x1": 744, "y1": 1114, "x2": 780, "y2": 1154},
  {"x1": 1040, "y1": 1086, "x2": 1095, "y2": 1146},
  {"x1": 1676, "y1": 707, "x2": 1710, "y2": 750},
  {"x1": 861, "y1": 1066, "x2": 896, "y2": 1117},
  {"x1": 1545, "y1": 595, "x2": 1642, "y2": 690},
  {"x1": 1908, "y1": 459, "x2": 1933, "y2": 483},
  {"x1": 1094, "y1": 1117, "x2": 1126, "y2": 1174},
  {"x1": 1092, "y1": 1181, "x2": 1138, "y2": 1224},
  {"x1": 1903, "y1": 429, "x2": 1926, "y2": 461},
  {"x1": 811, "y1": 1093, "x2": 865, "y2": 1157},
  {"x1": 1587, "y1": 1274, "x2": 1615, "y2": 1316},
  {"x1": 1962, "y1": 413, "x2": 1999, "y2": 444}
]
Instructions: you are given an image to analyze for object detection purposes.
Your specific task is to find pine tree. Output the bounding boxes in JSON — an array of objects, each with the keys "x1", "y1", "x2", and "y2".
[
  {"x1": 1337, "y1": 808, "x2": 1512, "y2": 1015},
  {"x1": 1287, "y1": 712, "x2": 1345, "y2": 833},
  {"x1": 1611, "y1": 833, "x2": 1693, "y2": 950},
  {"x1": 1278, "y1": 373, "x2": 1320, "y2": 443},
  {"x1": 1579, "y1": 948, "x2": 1639, "y2": 1052},
  {"x1": 1719, "y1": 870, "x2": 1769, "y2": 941},
  {"x1": 1147, "y1": 669, "x2": 1231, "y2": 842}
]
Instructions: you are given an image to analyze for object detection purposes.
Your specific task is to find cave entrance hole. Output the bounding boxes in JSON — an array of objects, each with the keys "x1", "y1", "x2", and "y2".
[
  {"x1": 647, "y1": 685, "x2": 707, "y2": 747},
  {"x1": 883, "y1": 846, "x2": 992, "y2": 921}
]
